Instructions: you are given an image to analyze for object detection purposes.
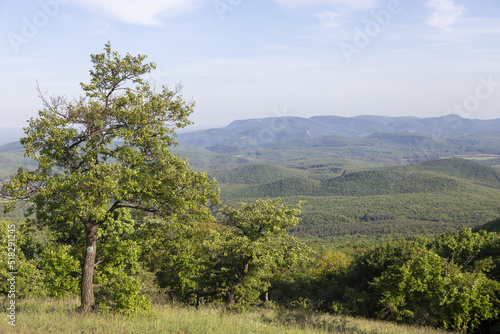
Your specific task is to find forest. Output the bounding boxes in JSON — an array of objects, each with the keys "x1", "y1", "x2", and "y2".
[{"x1": 1, "y1": 44, "x2": 500, "y2": 333}]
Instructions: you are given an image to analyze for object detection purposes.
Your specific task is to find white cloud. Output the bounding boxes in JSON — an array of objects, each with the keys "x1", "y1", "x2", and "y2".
[
  {"x1": 73, "y1": 0, "x2": 210, "y2": 26},
  {"x1": 73, "y1": 0, "x2": 384, "y2": 26},
  {"x1": 316, "y1": 11, "x2": 342, "y2": 28},
  {"x1": 425, "y1": 0, "x2": 465, "y2": 30},
  {"x1": 272, "y1": 0, "x2": 381, "y2": 10}
]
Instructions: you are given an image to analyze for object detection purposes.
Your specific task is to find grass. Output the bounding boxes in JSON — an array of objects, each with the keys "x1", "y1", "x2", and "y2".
[{"x1": 1, "y1": 298, "x2": 455, "y2": 334}]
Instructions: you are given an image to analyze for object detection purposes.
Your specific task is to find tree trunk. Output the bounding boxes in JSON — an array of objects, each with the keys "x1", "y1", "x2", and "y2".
[
  {"x1": 228, "y1": 291, "x2": 236, "y2": 306},
  {"x1": 81, "y1": 223, "x2": 98, "y2": 312},
  {"x1": 227, "y1": 256, "x2": 250, "y2": 305}
]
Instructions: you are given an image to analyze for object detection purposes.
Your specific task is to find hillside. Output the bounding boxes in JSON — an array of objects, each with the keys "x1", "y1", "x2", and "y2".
[
  {"x1": 218, "y1": 158, "x2": 500, "y2": 238},
  {"x1": 223, "y1": 170, "x2": 466, "y2": 198},
  {"x1": 177, "y1": 127, "x2": 500, "y2": 171},
  {"x1": 475, "y1": 217, "x2": 500, "y2": 233},
  {"x1": 404, "y1": 158, "x2": 500, "y2": 187},
  {"x1": 221, "y1": 158, "x2": 500, "y2": 196},
  {"x1": 208, "y1": 163, "x2": 307, "y2": 184},
  {"x1": 0, "y1": 141, "x2": 36, "y2": 181},
  {"x1": 178, "y1": 115, "x2": 500, "y2": 149}
]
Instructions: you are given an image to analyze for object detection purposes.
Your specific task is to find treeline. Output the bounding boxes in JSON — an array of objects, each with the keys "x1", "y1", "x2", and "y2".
[
  {"x1": 289, "y1": 219, "x2": 463, "y2": 240},
  {"x1": 272, "y1": 226, "x2": 500, "y2": 333},
  {"x1": 0, "y1": 198, "x2": 307, "y2": 312}
]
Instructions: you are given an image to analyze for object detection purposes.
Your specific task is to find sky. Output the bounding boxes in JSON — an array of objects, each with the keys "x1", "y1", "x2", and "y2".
[{"x1": 0, "y1": 0, "x2": 499, "y2": 129}]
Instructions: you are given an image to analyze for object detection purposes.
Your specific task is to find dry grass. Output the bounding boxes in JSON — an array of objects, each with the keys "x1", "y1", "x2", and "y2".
[{"x1": 0, "y1": 298, "x2": 455, "y2": 334}]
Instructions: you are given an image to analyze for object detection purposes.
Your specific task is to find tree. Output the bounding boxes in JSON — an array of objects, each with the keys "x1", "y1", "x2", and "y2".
[
  {"x1": 1, "y1": 43, "x2": 219, "y2": 312},
  {"x1": 198, "y1": 198, "x2": 307, "y2": 305},
  {"x1": 372, "y1": 247, "x2": 499, "y2": 332},
  {"x1": 0, "y1": 220, "x2": 45, "y2": 299}
]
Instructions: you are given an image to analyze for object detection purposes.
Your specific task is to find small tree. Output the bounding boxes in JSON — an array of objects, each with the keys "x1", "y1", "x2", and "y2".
[
  {"x1": 199, "y1": 198, "x2": 307, "y2": 305},
  {"x1": 372, "y1": 247, "x2": 499, "y2": 332},
  {"x1": 1, "y1": 43, "x2": 219, "y2": 312}
]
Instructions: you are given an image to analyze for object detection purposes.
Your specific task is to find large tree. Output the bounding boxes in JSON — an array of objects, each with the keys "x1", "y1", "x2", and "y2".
[{"x1": 1, "y1": 43, "x2": 219, "y2": 312}]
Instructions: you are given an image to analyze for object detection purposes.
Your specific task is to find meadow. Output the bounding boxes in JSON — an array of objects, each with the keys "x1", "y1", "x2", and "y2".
[{"x1": 1, "y1": 298, "x2": 455, "y2": 334}]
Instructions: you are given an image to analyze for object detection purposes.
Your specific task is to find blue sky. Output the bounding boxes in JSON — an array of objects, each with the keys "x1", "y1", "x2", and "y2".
[{"x1": 1, "y1": 0, "x2": 499, "y2": 129}]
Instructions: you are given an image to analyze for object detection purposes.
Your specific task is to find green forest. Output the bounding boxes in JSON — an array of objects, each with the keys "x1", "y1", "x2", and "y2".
[{"x1": 2, "y1": 44, "x2": 500, "y2": 333}]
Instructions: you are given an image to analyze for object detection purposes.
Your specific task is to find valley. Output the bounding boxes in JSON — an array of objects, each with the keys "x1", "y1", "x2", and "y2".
[{"x1": 2, "y1": 115, "x2": 500, "y2": 242}]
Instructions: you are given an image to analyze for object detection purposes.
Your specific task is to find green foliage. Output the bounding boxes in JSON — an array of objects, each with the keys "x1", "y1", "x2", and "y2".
[
  {"x1": 372, "y1": 247, "x2": 499, "y2": 332},
  {"x1": 141, "y1": 198, "x2": 310, "y2": 306},
  {"x1": 92, "y1": 210, "x2": 150, "y2": 313},
  {"x1": 1, "y1": 43, "x2": 220, "y2": 312},
  {"x1": 40, "y1": 244, "x2": 80, "y2": 297},
  {"x1": 430, "y1": 227, "x2": 498, "y2": 269},
  {"x1": 0, "y1": 220, "x2": 45, "y2": 298},
  {"x1": 198, "y1": 198, "x2": 309, "y2": 305},
  {"x1": 409, "y1": 158, "x2": 500, "y2": 187},
  {"x1": 95, "y1": 270, "x2": 150, "y2": 315},
  {"x1": 311, "y1": 250, "x2": 351, "y2": 281},
  {"x1": 272, "y1": 226, "x2": 500, "y2": 333},
  {"x1": 210, "y1": 164, "x2": 307, "y2": 184},
  {"x1": 144, "y1": 218, "x2": 213, "y2": 303}
]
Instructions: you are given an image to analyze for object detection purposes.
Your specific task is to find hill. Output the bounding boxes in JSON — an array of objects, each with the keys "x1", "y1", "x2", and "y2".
[
  {"x1": 0, "y1": 141, "x2": 36, "y2": 181},
  {"x1": 475, "y1": 217, "x2": 500, "y2": 233},
  {"x1": 404, "y1": 158, "x2": 500, "y2": 187},
  {"x1": 224, "y1": 165, "x2": 475, "y2": 198},
  {"x1": 218, "y1": 158, "x2": 500, "y2": 238},
  {"x1": 208, "y1": 163, "x2": 307, "y2": 184}
]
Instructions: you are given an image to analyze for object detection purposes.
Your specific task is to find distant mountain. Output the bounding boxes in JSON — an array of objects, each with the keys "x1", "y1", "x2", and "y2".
[
  {"x1": 0, "y1": 141, "x2": 36, "y2": 181},
  {"x1": 178, "y1": 115, "x2": 500, "y2": 149},
  {"x1": 0, "y1": 128, "x2": 23, "y2": 146}
]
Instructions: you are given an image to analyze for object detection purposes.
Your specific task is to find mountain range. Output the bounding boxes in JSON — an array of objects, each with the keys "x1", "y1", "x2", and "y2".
[
  {"x1": 177, "y1": 114, "x2": 500, "y2": 149},
  {"x1": 2, "y1": 114, "x2": 500, "y2": 238}
]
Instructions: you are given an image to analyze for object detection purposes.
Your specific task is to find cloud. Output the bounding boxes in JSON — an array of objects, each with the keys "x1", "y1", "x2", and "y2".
[
  {"x1": 73, "y1": 0, "x2": 383, "y2": 26},
  {"x1": 425, "y1": 0, "x2": 465, "y2": 30},
  {"x1": 272, "y1": 0, "x2": 381, "y2": 10},
  {"x1": 316, "y1": 11, "x2": 342, "y2": 28},
  {"x1": 73, "y1": 0, "x2": 210, "y2": 26}
]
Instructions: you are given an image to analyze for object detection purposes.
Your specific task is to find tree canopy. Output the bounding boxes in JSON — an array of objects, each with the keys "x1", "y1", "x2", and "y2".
[{"x1": 1, "y1": 42, "x2": 220, "y2": 311}]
